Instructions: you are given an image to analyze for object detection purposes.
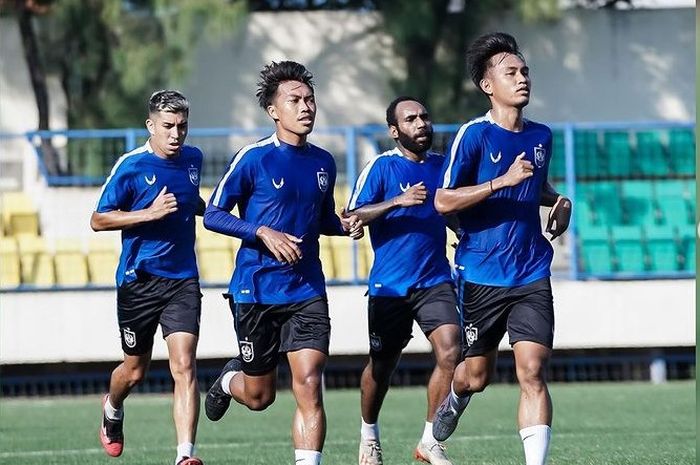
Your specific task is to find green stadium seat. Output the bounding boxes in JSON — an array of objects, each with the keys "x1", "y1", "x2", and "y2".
[
  {"x1": 620, "y1": 181, "x2": 656, "y2": 226},
  {"x1": 654, "y1": 180, "x2": 692, "y2": 226},
  {"x1": 677, "y1": 224, "x2": 696, "y2": 271},
  {"x1": 574, "y1": 131, "x2": 604, "y2": 179},
  {"x1": 635, "y1": 131, "x2": 670, "y2": 177},
  {"x1": 549, "y1": 131, "x2": 566, "y2": 181},
  {"x1": 591, "y1": 181, "x2": 622, "y2": 225},
  {"x1": 604, "y1": 131, "x2": 633, "y2": 178},
  {"x1": 668, "y1": 129, "x2": 695, "y2": 176},
  {"x1": 579, "y1": 226, "x2": 613, "y2": 274},
  {"x1": 644, "y1": 225, "x2": 680, "y2": 272},
  {"x1": 611, "y1": 225, "x2": 646, "y2": 273}
]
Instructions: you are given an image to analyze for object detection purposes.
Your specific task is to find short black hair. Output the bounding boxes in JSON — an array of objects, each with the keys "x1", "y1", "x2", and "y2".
[
  {"x1": 385, "y1": 96, "x2": 421, "y2": 127},
  {"x1": 148, "y1": 90, "x2": 189, "y2": 115},
  {"x1": 466, "y1": 32, "x2": 523, "y2": 89},
  {"x1": 256, "y1": 61, "x2": 315, "y2": 109}
]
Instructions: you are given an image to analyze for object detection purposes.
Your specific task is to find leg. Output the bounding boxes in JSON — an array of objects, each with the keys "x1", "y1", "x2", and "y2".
[
  {"x1": 514, "y1": 341, "x2": 552, "y2": 465},
  {"x1": 287, "y1": 348, "x2": 328, "y2": 451},
  {"x1": 360, "y1": 351, "x2": 401, "y2": 424},
  {"x1": 425, "y1": 324, "x2": 461, "y2": 420},
  {"x1": 109, "y1": 352, "x2": 152, "y2": 407},
  {"x1": 165, "y1": 332, "x2": 200, "y2": 447}
]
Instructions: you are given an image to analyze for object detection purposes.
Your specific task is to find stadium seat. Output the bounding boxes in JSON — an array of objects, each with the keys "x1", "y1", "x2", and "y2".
[
  {"x1": 196, "y1": 230, "x2": 235, "y2": 284},
  {"x1": 677, "y1": 224, "x2": 696, "y2": 271},
  {"x1": 644, "y1": 225, "x2": 680, "y2": 272},
  {"x1": 610, "y1": 225, "x2": 646, "y2": 273},
  {"x1": 334, "y1": 183, "x2": 351, "y2": 211},
  {"x1": 620, "y1": 181, "x2": 656, "y2": 226},
  {"x1": 1, "y1": 192, "x2": 40, "y2": 236},
  {"x1": 604, "y1": 131, "x2": 633, "y2": 178},
  {"x1": 54, "y1": 238, "x2": 89, "y2": 286},
  {"x1": 635, "y1": 131, "x2": 670, "y2": 177},
  {"x1": 654, "y1": 180, "x2": 692, "y2": 226},
  {"x1": 668, "y1": 129, "x2": 695, "y2": 176},
  {"x1": 17, "y1": 234, "x2": 55, "y2": 286},
  {"x1": 574, "y1": 131, "x2": 603, "y2": 179},
  {"x1": 549, "y1": 130, "x2": 566, "y2": 181},
  {"x1": 0, "y1": 237, "x2": 21, "y2": 288},
  {"x1": 87, "y1": 237, "x2": 119, "y2": 286},
  {"x1": 589, "y1": 181, "x2": 622, "y2": 225},
  {"x1": 319, "y1": 236, "x2": 336, "y2": 280},
  {"x1": 578, "y1": 226, "x2": 613, "y2": 275},
  {"x1": 328, "y1": 236, "x2": 370, "y2": 281}
]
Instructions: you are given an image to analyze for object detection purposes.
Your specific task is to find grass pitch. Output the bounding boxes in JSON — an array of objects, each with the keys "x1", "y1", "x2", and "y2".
[{"x1": 0, "y1": 381, "x2": 694, "y2": 465}]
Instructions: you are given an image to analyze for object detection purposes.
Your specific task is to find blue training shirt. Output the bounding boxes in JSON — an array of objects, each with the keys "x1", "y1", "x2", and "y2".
[
  {"x1": 440, "y1": 111, "x2": 553, "y2": 287},
  {"x1": 208, "y1": 134, "x2": 345, "y2": 304},
  {"x1": 96, "y1": 141, "x2": 202, "y2": 286},
  {"x1": 348, "y1": 148, "x2": 452, "y2": 297}
]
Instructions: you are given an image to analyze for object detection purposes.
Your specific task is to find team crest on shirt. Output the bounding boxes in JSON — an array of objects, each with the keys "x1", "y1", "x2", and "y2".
[
  {"x1": 465, "y1": 324, "x2": 478, "y2": 347},
  {"x1": 240, "y1": 340, "x2": 255, "y2": 362},
  {"x1": 369, "y1": 334, "x2": 382, "y2": 351},
  {"x1": 534, "y1": 145, "x2": 546, "y2": 168},
  {"x1": 123, "y1": 327, "x2": 136, "y2": 348},
  {"x1": 317, "y1": 171, "x2": 329, "y2": 192},
  {"x1": 188, "y1": 166, "x2": 200, "y2": 186}
]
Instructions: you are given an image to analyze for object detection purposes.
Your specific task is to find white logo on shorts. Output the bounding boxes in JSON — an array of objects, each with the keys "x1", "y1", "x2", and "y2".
[
  {"x1": 123, "y1": 327, "x2": 137, "y2": 348},
  {"x1": 240, "y1": 340, "x2": 254, "y2": 363},
  {"x1": 369, "y1": 334, "x2": 382, "y2": 352},
  {"x1": 465, "y1": 324, "x2": 478, "y2": 347}
]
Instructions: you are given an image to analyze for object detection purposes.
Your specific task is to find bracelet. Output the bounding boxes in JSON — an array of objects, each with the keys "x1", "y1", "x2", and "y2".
[{"x1": 489, "y1": 180, "x2": 494, "y2": 193}]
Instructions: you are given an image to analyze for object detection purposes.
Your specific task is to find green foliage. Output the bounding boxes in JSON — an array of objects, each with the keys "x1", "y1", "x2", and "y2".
[{"x1": 34, "y1": 0, "x2": 247, "y2": 128}]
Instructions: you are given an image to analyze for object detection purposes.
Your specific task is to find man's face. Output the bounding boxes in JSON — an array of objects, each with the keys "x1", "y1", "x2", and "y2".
[
  {"x1": 483, "y1": 52, "x2": 531, "y2": 109},
  {"x1": 391, "y1": 100, "x2": 433, "y2": 154},
  {"x1": 268, "y1": 81, "x2": 316, "y2": 140},
  {"x1": 146, "y1": 111, "x2": 188, "y2": 157}
]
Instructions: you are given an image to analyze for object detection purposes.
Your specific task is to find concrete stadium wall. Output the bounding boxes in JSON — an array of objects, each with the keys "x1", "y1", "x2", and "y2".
[{"x1": 0, "y1": 279, "x2": 694, "y2": 364}]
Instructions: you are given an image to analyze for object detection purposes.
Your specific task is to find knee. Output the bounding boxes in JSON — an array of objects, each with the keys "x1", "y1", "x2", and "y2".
[
  {"x1": 436, "y1": 345, "x2": 462, "y2": 371},
  {"x1": 517, "y1": 361, "x2": 547, "y2": 392},
  {"x1": 170, "y1": 355, "x2": 196, "y2": 381},
  {"x1": 124, "y1": 365, "x2": 148, "y2": 387},
  {"x1": 246, "y1": 390, "x2": 276, "y2": 411},
  {"x1": 454, "y1": 366, "x2": 489, "y2": 393}
]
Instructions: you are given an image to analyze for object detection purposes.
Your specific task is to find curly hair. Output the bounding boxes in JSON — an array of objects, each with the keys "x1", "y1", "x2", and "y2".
[
  {"x1": 466, "y1": 32, "x2": 523, "y2": 90},
  {"x1": 256, "y1": 61, "x2": 314, "y2": 109}
]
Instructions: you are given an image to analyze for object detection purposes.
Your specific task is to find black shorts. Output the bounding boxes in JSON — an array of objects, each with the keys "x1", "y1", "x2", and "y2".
[
  {"x1": 228, "y1": 296, "x2": 331, "y2": 376},
  {"x1": 367, "y1": 282, "x2": 459, "y2": 359},
  {"x1": 460, "y1": 277, "x2": 554, "y2": 357},
  {"x1": 117, "y1": 275, "x2": 201, "y2": 356}
]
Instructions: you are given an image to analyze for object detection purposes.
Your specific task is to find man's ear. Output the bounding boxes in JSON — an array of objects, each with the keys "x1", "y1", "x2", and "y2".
[
  {"x1": 146, "y1": 118, "x2": 155, "y2": 136},
  {"x1": 267, "y1": 105, "x2": 278, "y2": 121},
  {"x1": 480, "y1": 78, "x2": 493, "y2": 96},
  {"x1": 388, "y1": 125, "x2": 398, "y2": 139}
]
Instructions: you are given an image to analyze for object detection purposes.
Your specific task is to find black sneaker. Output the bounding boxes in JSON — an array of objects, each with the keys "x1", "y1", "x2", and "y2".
[
  {"x1": 432, "y1": 395, "x2": 466, "y2": 442},
  {"x1": 99, "y1": 394, "x2": 124, "y2": 457},
  {"x1": 205, "y1": 357, "x2": 242, "y2": 421}
]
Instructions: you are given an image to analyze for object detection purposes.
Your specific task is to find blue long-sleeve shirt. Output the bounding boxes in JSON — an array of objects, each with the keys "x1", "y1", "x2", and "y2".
[{"x1": 206, "y1": 134, "x2": 345, "y2": 304}]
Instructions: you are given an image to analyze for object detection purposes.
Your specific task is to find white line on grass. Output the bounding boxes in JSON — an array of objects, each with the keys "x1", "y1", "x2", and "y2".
[{"x1": 0, "y1": 431, "x2": 694, "y2": 459}]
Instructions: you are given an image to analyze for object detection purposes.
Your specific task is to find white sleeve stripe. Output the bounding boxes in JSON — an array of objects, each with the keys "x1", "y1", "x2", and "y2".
[
  {"x1": 212, "y1": 135, "x2": 275, "y2": 207},
  {"x1": 95, "y1": 144, "x2": 148, "y2": 211},
  {"x1": 347, "y1": 149, "x2": 396, "y2": 211},
  {"x1": 441, "y1": 115, "x2": 489, "y2": 189}
]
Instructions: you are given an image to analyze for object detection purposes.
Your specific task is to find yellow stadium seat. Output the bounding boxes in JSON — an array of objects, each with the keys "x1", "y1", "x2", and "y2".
[
  {"x1": 1, "y1": 192, "x2": 40, "y2": 236},
  {"x1": 17, "y1": 234, "x2": 55, "y2": 286},
  {"x1": 0, "y1": 237, "x2": 20, "y2": 288},
  {"x1": 196, "y1": 229, "x2": 235, "y2": 284},
  {"x1": 87, "y1": 237, "x2": 119, "y2": 286},
  {"x1": 333, "y1": 183, "x2": 351, "y2": 211},
  {"x1": 319, "y1": 236, "x2": 335, "y2": 279},
  {"x1": 328, "y1": 236, "x2": 371, "y2": 281},
  {"x1": 54, "y1": 238, "x2": 89, "y2": 286}
]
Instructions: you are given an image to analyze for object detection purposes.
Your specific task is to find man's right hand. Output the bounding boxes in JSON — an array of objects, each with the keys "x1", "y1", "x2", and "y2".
[
  {"x1": 393, "y1": 182, "x2": 428, "y2": 207},
  {"x1": 148, "y1": 186, "x2": 178, "y2": 220},
  {"x1": 256, "y1": 225, "x2": 303, "y2": 264},
  {"x1": 500, "y1": 153, "x2": 534, "y2": 187}
]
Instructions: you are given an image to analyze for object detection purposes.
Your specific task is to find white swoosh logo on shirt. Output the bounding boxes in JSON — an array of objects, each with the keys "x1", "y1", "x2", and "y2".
[
  {"x1": 489, "y1": 152, "x2": 501, "y2": 163},
  {"x1": 145, "y1": 174, "x2": 156, "y2": 185},
  {"x1": 399, "y1": 182, "x2": 411, "y2": 193},
  {"x1": 272, "y1": 178, "x2": 284, "y2": 189}
]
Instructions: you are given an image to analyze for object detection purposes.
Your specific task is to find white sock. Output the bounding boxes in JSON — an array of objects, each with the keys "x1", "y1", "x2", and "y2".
[
  {"x1": 294, "y1": 449, "x2": 322, "y2": 465},
  {"x1": 221, "y1": 370, "x2": 240, "y2": 396},
  {"x1": 360, "y1": 418, "x2": 380, "y2": 442},
  {"x1": 104, "y1": 395, "x2": 123, "y2": 421},
  {"x1": 519, "y1": 424, "x2": 551, "y2": 465},
  {"x1": 449, "y1": 383, "x2": 472, "y2": 411},
  {"x1": 421, "y1": 421, "x2": 437, "y2": 445},
  {"x1": 175, "y1": 442, "x2": 195, "y2": 464}
]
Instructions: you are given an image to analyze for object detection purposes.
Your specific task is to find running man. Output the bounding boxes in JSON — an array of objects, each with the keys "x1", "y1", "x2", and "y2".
[
  {"x1": 432, "y1": 32, "x2": 572, "y2": 465},
  {"x1": 91, "y1": 90, "x2": 206, "y2": 465},
  {"x1": 202, "y1": 61, "x2": 363, "y2": 465},
  {"x1": 347, "y1": 97, "x2": 461, "y2": 465}
]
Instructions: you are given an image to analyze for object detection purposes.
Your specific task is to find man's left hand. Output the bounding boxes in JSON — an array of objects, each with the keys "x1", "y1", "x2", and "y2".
[{"x1": 547, "y1": 196, "x2": 572, "y2": 240}]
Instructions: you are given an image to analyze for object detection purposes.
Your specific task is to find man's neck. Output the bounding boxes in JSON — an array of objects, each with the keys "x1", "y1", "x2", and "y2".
[
  {"x1": 396, "y1": 145, "x2": 426, "y2": 162},
  {"x1": 148, "y1": 140, "x2": 179, "y2": 160},
  {"x1": 276, "y1": 129, "x2": 307, "y2": 147},
  {"x1": 489, "y1": 106, "x2": 524, "y2": 132}
]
